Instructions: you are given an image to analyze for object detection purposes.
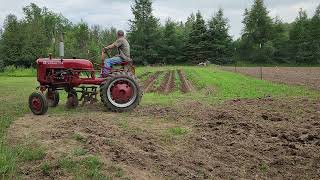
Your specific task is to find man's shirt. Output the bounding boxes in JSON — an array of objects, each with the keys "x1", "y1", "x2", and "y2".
[{"x1": 114, "y1": 37, "x2": 130, "y2": 60}]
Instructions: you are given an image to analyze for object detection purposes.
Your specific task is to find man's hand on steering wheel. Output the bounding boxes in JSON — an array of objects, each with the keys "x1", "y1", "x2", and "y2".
[{"x1": 102, "y1": 47, "x2": 111, "y2": 58}]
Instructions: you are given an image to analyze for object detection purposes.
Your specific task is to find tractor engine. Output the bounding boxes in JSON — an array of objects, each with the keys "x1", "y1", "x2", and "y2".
[
  {"x1": 36, "y1": 58, "x2": 94, "y2": 86},
  {"x1": 46, "y1": 68, "x2": 73, "y2": 82}
]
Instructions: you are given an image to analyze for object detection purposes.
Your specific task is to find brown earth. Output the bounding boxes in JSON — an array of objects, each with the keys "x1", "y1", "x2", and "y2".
[
  {"x1": 143, "y1": 71, "x2": 163, "y2": 93},
  {"x1": 178, "y1": 70, "x2": 194, "y2": 93},
  {"x1": 6, "y1": 97, "x2": 320, "y2": 179},
  {"x1": 220, "y1": 66, "x2": 320, "y2": 90},
  {"x1": 143, "y1": 70, "x2": 194, "y2": 94},
  {"x1": 156, "y1": 70, "x2": 175, "y2": 94}
]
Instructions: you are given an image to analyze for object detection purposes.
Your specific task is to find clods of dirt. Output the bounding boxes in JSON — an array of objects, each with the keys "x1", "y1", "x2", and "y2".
[{"x1": 6, "y1": 97, "x2": 320, "y2": 179}]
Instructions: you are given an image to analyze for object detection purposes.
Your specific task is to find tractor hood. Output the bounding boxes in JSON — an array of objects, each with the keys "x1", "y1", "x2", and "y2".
[{"x1": 36, "y1": 58, "x2": 94, "y2": 70}]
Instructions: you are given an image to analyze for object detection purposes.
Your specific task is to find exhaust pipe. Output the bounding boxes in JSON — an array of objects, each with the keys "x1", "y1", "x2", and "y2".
[{"x1": 59, "y1": 33, "x2": 64, "y2": 61}]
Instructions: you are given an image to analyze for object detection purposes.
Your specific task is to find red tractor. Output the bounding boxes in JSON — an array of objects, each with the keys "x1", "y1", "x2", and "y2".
[{"x1": 28, "y1": 49, "x2": 142, "y2": 115}]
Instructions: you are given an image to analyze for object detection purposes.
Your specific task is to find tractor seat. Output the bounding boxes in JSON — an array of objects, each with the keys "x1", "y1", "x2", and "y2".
[
  {"x1": 120, "y1": 59, "x2": 133, "y2": 66},
  {"x1": 120, "y1": 61, "x2": 129, "y2": 66}
]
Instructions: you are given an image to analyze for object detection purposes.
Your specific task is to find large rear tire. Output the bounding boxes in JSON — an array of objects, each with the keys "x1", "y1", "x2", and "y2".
[
  {"x1": 29, "y1": 92, "x2": 48, "y2": 115},
  {"x1": 100, "y1": 72, "x2": 142, "y2": 112}
]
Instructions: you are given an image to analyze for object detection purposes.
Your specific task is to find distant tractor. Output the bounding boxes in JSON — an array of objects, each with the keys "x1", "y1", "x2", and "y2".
[{"x1": 28, "y1": 48, "x2": 142, "y2": 115}]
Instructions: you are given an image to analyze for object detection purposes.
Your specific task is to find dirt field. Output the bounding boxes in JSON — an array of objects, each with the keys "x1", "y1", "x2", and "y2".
[
  {"x1": 220, "y1": 66, "x2": 320, "y2": 90},
  {"x1": 6, "y1": 97, "x2": 320, "y2": 179}
]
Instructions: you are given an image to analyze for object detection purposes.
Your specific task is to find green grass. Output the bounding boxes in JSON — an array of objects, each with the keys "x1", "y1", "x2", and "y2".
[
  {"x1": 40, "y1": 162, "x2": 51, "y2": 176},
  {"x1": 0, "y1": 145, "x2": 17, "y2": 176},
  {"x1": 17, "y1": 145, "x2": 46, "y2": 161},
  {"x1": 184, "y1": 67, "x2": 319, "y2": 102},
  {"x1": 161, "y1": 127, "x2": 188, "y2": 144},
  {"x1": 0, "y1": 76, "x2": 39, "y2": 177},
  {"x1": 0, "y1": 66, "x2": 36, "y2": 77},
  {"x1": 0, "y1": 142, "x2": 46, "y2": 177},
  {"x1": 166, "y1": 127, "x2": 188, "y2": 136},
  {"x1": 58, "y1": 155, "x2": 109, "y2": 179},
  {"x1": 137, "y1": 66, "x2": 319, "y2": 105},
  {"x1": 174, "y1": 70, "x2": 182, "y2": 91},
  {"x1": 73, "y1": 147, "x2": 87, "y2": 156},
  {"x1": 73, "y1": 133, "x2": 86, "y2": 143},
  {"x1": 259, "y1": 163, "x2": 269, "y2": 172}
]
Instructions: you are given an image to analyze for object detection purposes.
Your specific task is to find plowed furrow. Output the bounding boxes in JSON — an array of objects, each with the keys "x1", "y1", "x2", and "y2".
[
  {"x1": 157, "y1": 70, "x2": 175, "y2": 94},
  {"x1": 143, "y1": 71, "x2": 162, "y2": 93},
  {"x1": 138, "y1": 71, "x2": 152, "y2": 80},
  {"x1": 178, "y1": 70, "x2": 194, "y2": 93}
]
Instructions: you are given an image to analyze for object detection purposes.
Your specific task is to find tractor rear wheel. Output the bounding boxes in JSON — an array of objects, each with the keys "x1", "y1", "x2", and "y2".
[
  {"x1": 29, "y1": 92, "x2": 48, "y2": 115},
  {"x1": 46, "y1": 90, "x2": 59, "y2": 107},
  {"x1": 100, "y1": 72, "x2": 142, "y2": 112}
]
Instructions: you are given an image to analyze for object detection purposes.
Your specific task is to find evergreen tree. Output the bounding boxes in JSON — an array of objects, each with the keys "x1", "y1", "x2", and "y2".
[
  {"x1": 159, "y1": 19, "x2": 184, "y2": 64},
  {"x1": 185, "y1": 11, "x2": 207, "y2": 64},
  {"x1": 289, "y1": 9, "x2": 313, "y2": 64},
  {"x1": 128, "y1": 0, "x2": 161, "y2": 65},
  {"x1": 207, "y1": 8, "x2": 233, "y2": 64},
  {"x1": 310, "y1": 5, "x2": 320, "y2": 63},
  {"x1": 1, "y1": 2, "x2": 320, "y2": 67},
  {"x1": 20, "y1": 3, "x2": 49, "y2": 66},
  {"x1": 240, "y1": 0, "x2": 274, "y2": 64},
  {"x1": 0, "y1": 14, "x2": 24, "y2": 66},
  {"x1": 271, "y1": 17, "x2": 290, "y2": 63},
  {"x1": 0, "y1": 28, "x2": 3, "y2": 70},
  {"x1": 184, "y1": 13, "x2": 195, "y2": 36}
]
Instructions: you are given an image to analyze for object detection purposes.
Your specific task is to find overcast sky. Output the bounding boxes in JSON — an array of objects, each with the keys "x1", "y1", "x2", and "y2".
[{"x1": 0, "y1": 0, "x2": 319, "y2": 38}]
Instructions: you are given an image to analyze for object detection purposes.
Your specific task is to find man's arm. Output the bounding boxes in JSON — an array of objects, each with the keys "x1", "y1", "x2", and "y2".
[{"x1": 105, "y1": 43, "x2": 116, "y2": 50}]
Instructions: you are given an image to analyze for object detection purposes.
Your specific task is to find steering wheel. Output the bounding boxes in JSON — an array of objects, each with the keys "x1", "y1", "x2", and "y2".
[{"x1": 101, "y1": 48, "x2": 112, "y2": 66}]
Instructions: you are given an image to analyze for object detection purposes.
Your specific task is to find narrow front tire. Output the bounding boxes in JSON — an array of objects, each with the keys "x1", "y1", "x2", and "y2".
[{"x1": 29, "y1": 92, "x2": 48, "y2": 115}]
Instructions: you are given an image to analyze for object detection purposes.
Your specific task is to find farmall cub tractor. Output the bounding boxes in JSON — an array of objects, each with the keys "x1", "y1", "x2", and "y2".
[{"x1": 28, "y1": 48, "x2": 142, "y2": 115}]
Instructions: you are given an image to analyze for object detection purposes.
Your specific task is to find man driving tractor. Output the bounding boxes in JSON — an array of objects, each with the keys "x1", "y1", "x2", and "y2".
[{"x1": 101, "y1": 30, "x2": 131, "y2": 77}]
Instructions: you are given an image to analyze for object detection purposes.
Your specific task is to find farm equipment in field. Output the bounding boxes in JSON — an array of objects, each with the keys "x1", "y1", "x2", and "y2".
[{"x1": 28, "y1": 48, "x2": 142, "y2": 115}]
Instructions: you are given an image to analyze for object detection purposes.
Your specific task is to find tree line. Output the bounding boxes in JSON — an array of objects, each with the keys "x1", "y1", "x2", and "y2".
[{"x1": 0, "y1": 0, "x2": 319, "y2": 70}]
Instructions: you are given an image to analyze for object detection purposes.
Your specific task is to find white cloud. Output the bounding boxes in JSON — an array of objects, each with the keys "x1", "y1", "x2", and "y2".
[{"x1": 0, "y1": 0, "x2": 319, "y2": 38}]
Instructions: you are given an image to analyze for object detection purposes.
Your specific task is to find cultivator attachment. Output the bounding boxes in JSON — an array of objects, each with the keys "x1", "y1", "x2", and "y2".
[{"x1": 78, "y1": 86, "x2": 98, "y2": 106}]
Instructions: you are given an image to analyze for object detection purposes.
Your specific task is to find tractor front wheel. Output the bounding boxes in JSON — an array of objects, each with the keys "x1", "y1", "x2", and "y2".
[
  {"x1": 29, "y1": 92, "x2": 48, "y2": 115},
  {"x1": 100, "y1": 72, "x2": 142, "y2": 112},
  {"x1": 46, "y1": 90, "x2": 59, "y2": 107}
]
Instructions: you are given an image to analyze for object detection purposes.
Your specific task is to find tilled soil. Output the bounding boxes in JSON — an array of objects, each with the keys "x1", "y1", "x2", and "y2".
[
  {"x1": 157, "y1": 70, "x2": 175, "y2": 94},
  {"x1": 143, "y1": 70, "x2": 194, "y2": 94},
  {"x1": 135, "y1": 98, "x2": 320, "y2": 179},
  {"x1": 6, "y1": 98, "x2": 320, "y2": 179},
  {"x1": 221, "y1": 66, "x2": 320, "y2": 90},
  {"x1": 143, "y1": 71, "x2": 163, "y2": 93},
  {"x1": 178, "y1": 70, "x2": 194, "y2": 93},
  {"x1": 137, "y1": 71, "x2": 152, "y2": 80}
]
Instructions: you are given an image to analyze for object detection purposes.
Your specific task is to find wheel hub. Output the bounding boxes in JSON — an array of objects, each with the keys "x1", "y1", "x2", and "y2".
[
  {"x1": 111, "y1": 82, "x2": 133, "y2": 103},
  {"x1": 32, "y1": 97, "x2": 42, "y2": 112}
]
